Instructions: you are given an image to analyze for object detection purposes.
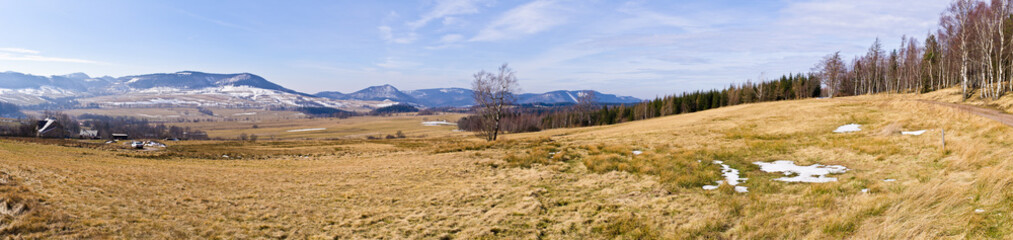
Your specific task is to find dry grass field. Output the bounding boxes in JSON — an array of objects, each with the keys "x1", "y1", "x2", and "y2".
[
  {"x1": 169, "y1": 114, "x2": 468, "y2": 140},
  {"x1": 3, "y1": 93, "x2": 1013, "y2": 239}
]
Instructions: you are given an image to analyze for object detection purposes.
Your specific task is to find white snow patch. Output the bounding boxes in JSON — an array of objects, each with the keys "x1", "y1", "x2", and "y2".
[
  {"x1": 734, "y1": 186, "x2": 748, "y2": 193},
  {"x1": 861, "y1": 188, "x2": 869, "y2": 193},
  {"x1": 374, "y1": 101, "x2": 398, "y2": 108},
  {"x1": 566, "y1": 91, "x2": 578, "y2": 102},
  {"x1": 714, "y1": 161, "x2": 746, "y2": 186},
  {"x1": 702, "y1": 161, "x2": 747, "y2": 192},
  {"x1": 883, "y1": 179, "x2": 896, "y2": 182},
  {"x1": 422, "y1": 121, "x2": 457, "y2": 126},
  {"x1": 833, "y1": 124, "x2": 862, "y2": 133},
  {"x1": 233, "y1": 112, "x2": 257, "y2": 116},
  {"x1": 754, "y1": 160, "x2": 848, "y2": 183},
  {"x1": 902, "y1": 130, "x2": 927, "y2": 136},
  {"x1": 632, "y1": 150, "x2": 643, "y2": 155},
  {"x1": 975, "y1": 209, "x2": 986, "y2": 213},
  {"x1": 286, "y1": 128, "x2": 326, "y2": 132}
]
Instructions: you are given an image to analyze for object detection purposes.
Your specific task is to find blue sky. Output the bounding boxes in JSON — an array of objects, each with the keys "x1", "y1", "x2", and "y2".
[{"x1": 0, "y1": 0, "x2": 949, "y2": 98}]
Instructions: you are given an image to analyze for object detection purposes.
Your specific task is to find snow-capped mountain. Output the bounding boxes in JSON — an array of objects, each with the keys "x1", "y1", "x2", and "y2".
[
  {"x1": 0, "y1": 71, "x2": 389, "y2": 110},
  {"x1": 315, "y1": 84, "x2": 416, "y2": 102},
  {"x1": 0, "y1": 71, "x2": 642, "y2": 110},
  {"x1": 119, "y1": 71, "x2": 306, "y2": 95},
  {"x1": 403, "y1": 88, "x2": 475, "y2": 108},
  {"x1": 318, "y1": 86, "x2": 642, "y2": 107}
]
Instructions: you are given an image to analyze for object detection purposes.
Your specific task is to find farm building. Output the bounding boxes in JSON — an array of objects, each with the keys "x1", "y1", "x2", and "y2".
[
  {"x1": 111, "y1": 133, "x2": 129, "y2": 140},
  {"x1": 79, "y1": 130, "x2": 99, "y2": 139}
]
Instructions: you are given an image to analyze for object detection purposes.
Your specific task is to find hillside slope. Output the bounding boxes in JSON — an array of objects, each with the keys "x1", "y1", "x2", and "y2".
[{"x1": 2, "y1": 94, "x2": 1011, "y2": 238}]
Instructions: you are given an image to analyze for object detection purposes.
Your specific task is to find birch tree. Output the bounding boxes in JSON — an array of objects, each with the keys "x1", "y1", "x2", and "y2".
[{"x1": 472, "y1": 64, "x2": 519, "y2": 141}]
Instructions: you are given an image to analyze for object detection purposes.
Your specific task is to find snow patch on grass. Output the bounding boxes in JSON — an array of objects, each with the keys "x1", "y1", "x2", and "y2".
[
  {"x1": 286, "y1": 128, "x2": 326, "y2": 132},
  {"x1": 422, "y1": 121, "x2": 457, "y2": 126},
  {"x1": 833, "y1": 124, "x2": 861, "y2": 133},
  {"x1": 901, "y1": 130, "x2": 927, "y2": 136},
  {"x1": 753, "y1": 160, "x2": 848, "y2": 183},
  {"x1": 702, "y1": 160, "x2": 747, "y2": 192}
]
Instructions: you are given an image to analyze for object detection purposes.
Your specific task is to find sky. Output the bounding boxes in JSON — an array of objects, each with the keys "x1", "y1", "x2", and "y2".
[{"x1": 0, "y1": 0, "x2": 951, "y2": 98}]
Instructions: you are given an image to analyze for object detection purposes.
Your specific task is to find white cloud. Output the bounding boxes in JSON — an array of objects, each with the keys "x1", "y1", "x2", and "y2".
[
  {"x1": 376, "y1": 58, "x2": 420, "y2": 69},
  {"x1": 176, "y1": 9, "x2": 259, "y2": 33},
  {"x1": 0, "y1": 49, "x2": 104, "y2": 64},
  {"x1": 777, "y1": 0, "x2": 949, "y2": 44},
  {"x1": 379, "y1": 0, "x2": 486, "y2": 44},
  {"x1": 470, "y1": 0, "x2": 570, "y2": 42},
  {"x1": 408, "y1": 0, "x2": 485, "y2": 29},
  {"x1": 379, "y1": 25, "x2": 418, "y2": 44},
  {"x1": 0, "y1": 48, "x2": 40, "y2": 54},
  {"x1": 439, "y1": 34, "x2": 464, "y2": 43}
]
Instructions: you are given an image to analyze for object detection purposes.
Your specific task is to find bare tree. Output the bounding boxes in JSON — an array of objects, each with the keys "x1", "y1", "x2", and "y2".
[
  {"x1": 576, "y1": 90, "x2": 596, "y2": 126},
  {"x1": 472, "y1": 63, "x2": 519, "y2": 141},
  {"x1": 942, "y1": 0, "x2": 975, "y2": 99},
  {"x1": 816, "y1": 51, "x2": 847, "y2": 97}
]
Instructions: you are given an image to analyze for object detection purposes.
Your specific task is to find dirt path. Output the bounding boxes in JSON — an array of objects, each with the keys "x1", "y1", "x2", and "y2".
[{"x1": 920, "y1": 100, "x2": 1013, "y2": 127}]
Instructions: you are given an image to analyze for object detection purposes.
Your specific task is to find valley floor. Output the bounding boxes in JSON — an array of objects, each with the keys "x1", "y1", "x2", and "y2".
[{"x1": 3, "y1": 93, "x2": 1013, "y2": 239}]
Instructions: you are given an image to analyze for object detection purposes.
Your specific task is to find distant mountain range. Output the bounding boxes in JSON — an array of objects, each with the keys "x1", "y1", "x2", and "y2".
[
  {"x1": 0, "y1": 71, "x2": 641, "y2": 110},
  {"x1": 317, "y1": 85, "x2": 641, "y2": 107}
]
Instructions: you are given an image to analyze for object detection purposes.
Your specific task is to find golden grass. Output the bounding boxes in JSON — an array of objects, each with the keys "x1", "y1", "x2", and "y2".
[
  {"x1": 170, "y1": 113, "x2": 468, "y2": 140},
  {"x1": 4, "y1": 93, "x2": 1013, "y2": 238},
  {"x1": 921, "y1": 86, "x2": 1013, "y2": 113}
]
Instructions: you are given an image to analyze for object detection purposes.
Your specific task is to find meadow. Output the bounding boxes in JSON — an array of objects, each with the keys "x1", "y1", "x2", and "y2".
[{"x1": 3, "y1": 92, "x2": 1013, "y2": 239}]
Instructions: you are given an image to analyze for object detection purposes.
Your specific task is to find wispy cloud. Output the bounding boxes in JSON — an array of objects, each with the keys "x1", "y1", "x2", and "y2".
[
  {"x1": 375, "y1": 57, "x2": 420, "y2": 69},
  {"x1": 0, "y1": 48, "x2": 40, "y2": 55},
  {"x1": 0, "y1": 48, "x2": 104, "y2": 64},
  {"x1": 379, "y1": 25, "x2": 418, "y2": 44},
  {"x1": 380, "y1": 0, "x2": 486, "y2": 44},
  {"x1": 177, "y1": 9, "x2": 259, "y2": 33},
  {"x1": 470, "y1": 0, "x2": 570, "y2": 42},
  {"x1": 408, "y1": 0, "x2": 485, "y2": 29}
]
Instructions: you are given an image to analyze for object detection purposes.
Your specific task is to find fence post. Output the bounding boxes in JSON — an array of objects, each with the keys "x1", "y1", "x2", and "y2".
[{"x1": 941, "y1": 129, "x2": 945, "y2": 151}]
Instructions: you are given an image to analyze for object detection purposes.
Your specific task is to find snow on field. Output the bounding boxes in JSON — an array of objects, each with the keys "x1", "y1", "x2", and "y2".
[
  {"x1": 233, "y1": 112, "x2": 257, "y2": 116},
  {"x1": 286, "y1": 128, "x2": 326, "y2": 132},
  {"x1": 702, "y1": 161, "x2": 748, "y2": 192},
  {"x1": 422, "y1": 121, "x2": 457, "y2": 126},
  {"x1": 902, "y1": 130, "x2": 927, "y2": 136},
  {"x1": 734, "y1": 186, "x2": 748, "y2": 193},
  {"x1": 632, "y1": 150, "x2": 643, "y2": 155},
  {"x1": 753, "y1": 160, "x2": 848, "y2": 183},
  {"x1": 833, "y1": 124, "x2": 862, "y2": 133}
]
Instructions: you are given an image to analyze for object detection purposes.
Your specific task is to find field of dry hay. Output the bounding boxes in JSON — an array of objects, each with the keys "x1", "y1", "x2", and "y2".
[
  {"x1": 171, "y1": 114, "x2": 467, "y2": 140},
  {"x1": 3, "y1": 94, "x2": 1013, "y2": 239}
]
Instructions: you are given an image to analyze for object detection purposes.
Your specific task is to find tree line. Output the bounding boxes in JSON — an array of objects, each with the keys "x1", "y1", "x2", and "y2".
[
  {"x1": 0, "y1": 112, "x2": 209, "y2": 140},
  {"x1": 78, "y1": 114, "x2": 209, "y2": 140},
  {"x1": 460, "y1": 73, "x2": 821, "y2": 135},
  {"x1": 817, "y1": 0, "x2": 1013, "y2": 99}
]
